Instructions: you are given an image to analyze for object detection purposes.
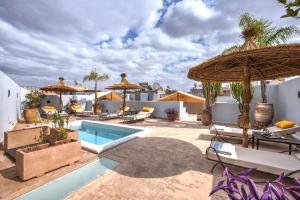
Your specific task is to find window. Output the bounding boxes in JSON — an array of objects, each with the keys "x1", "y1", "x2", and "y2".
[{"x1": 8, "y1": 90, "x2": 10, "y2": 97}]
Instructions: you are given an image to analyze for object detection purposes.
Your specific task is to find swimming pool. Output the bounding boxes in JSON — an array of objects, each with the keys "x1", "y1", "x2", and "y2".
[{"x1": 69, "y1": 120, "x2": 150, "y2": 153}]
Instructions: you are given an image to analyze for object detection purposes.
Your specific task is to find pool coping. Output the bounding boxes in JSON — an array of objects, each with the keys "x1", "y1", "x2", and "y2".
[{"x1": 69, "y1": 120, "x2": 152, "y2": 154}]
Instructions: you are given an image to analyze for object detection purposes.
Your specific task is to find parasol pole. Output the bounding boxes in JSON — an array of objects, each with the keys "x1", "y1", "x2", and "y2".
[
  {"x1": 59, "y1": 91, "x2": 62, "y2": 112},
  {"x1": 122, "y1": 89, "x2": 127, "y2": 115},
  {"x1": 241, "y1": 58, "x2": 251, "y2": 147}
]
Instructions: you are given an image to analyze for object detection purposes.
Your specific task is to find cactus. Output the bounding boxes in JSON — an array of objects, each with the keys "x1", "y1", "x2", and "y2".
[
  {"x1": 202, "y1": 82, "x2": 222, "y2": 110},
  {"x1": 230, "y1": 82, "x2": 255, "y2": 114}
]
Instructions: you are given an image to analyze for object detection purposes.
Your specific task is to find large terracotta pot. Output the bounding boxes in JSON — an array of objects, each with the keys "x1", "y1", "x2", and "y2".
[
  {"x1": 254, "y1": 102, "x2": 274, "y2": 128},
  {"x1": 23, "y1": 108, "x2": 39, "y2": 123},
  {"x1": 16, "y1": 139, "x2": 81, "y2": 180},
  {"x1": 166, "y1": 113, "x2": 178, "y2": 121},
  {"x1": 201, "y1": 108, "x2": 212, "y2": 126},
  {"x1": 95, "y1": 106, "x2": 101, "y2": 115}
]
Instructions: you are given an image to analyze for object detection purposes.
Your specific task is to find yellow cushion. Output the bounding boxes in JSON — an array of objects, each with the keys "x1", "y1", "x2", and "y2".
[
  {"x1": 275, "y1": 120, "x2": 296, "y2": 129},
  {"x1": 142, "y1": 107, "x2": 153, "y2": 112},
  {"x1": 43, "y1": 105, "x2": 55, "y2": 109},
  {"x1": 72, "y1": 105, "x2": 81, "y2": 109}
]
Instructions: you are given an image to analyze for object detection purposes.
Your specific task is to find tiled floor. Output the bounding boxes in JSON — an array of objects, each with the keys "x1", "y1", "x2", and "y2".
[{"x1": 0, "y1": 118, "x2": 295, "y2": 199}]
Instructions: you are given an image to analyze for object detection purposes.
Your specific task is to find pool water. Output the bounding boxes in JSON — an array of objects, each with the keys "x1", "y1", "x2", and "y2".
[
  {"x1": 72, "y1": 121, "x2": 141, "y2": 145},
  {"x1": 16, "y1": 157, "x2": 119, "y2": 200}
]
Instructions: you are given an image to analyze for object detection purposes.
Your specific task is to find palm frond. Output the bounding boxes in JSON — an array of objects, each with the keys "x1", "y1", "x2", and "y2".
[
  {"x1": 265, "y1": 25, "x2": 299, "y2": 45},
  {"x1": 83, "y1": 75, "x2": 91, "y2": 82},
  {"x1": 97, "y1": 73, "x2": 109, "y2": 81}
]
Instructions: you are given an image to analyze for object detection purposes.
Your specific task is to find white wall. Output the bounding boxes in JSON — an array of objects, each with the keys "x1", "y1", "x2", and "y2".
[
  {"x1": 0, "y1": 71, "x2": 21, "y2": 140},
  {"x1": 277, "y1": 78, "x2": 300, "y2": 123},
  {"x1": 101, "y1": 100, "x2": 186, "y2": 119},
  {"x1": 40, "y1": 94, "x2": 94, "y2": 110},
  {"x1": 212, "y1": 78, "x2": 300, "y2": 126}
]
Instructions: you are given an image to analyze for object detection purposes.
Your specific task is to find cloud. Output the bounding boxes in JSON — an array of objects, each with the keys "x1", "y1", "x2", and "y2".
[{"x1": 0, "y1": 0, "x2": 299, "y2": 91}]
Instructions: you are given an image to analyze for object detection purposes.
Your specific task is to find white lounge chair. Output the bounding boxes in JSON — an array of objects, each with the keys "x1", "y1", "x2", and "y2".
[
  {"x1": 40, "y1": 105, "x2": 57, "y2": 117},
  {"x1": 123, "y1": 107, "x2": 154, "y2": 123},
  {"x1": 75, "y1": 101, "x2": 94, "y2": 116},
  {"x1": 206, "y1": 141, "x2": 300, "y2": 178},
  {"x1": 210, "y1": 124, "x2": 300, "y2": 139},
  {"x1": 99, "y1": 106, "x2": 130, "y2": 120}
]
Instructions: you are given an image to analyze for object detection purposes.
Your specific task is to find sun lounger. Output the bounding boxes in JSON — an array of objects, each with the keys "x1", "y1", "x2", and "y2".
[
  {"x1": 74, "y1": 101, "x2": 94, "y2": 116},
  {"x1": 99, "y1": 106, "x2": 130, "y2": 120},
  {"x1": 40, "y1": 105, "x2": 57, "y2": 117},
  {"x1": 206, "y1": 141, "x2": 300, "y2": 178},
  {"x1": 123, "y1": 107, "x2": 154, "y2": 123},
  {"x1": 209, "y1": 124, "x2": 300, "y2": 140},
  {"x1": 69, "y1": 104, "x2": 84, "y2": 114}
]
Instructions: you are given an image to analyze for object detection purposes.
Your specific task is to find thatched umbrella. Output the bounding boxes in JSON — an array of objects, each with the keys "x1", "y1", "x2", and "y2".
[
  {"x1": 40, "y1": 77, "x2": 81, "y2": 111},
  {"x1": 106, "y1": 73, "x2": 144, "y2": 114},
  {"x1": 188, "y1": 28, "x2": 300, "y2": 147}
]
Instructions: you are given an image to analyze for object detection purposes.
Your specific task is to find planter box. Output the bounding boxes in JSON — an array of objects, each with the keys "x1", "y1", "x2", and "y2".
[
  {"x1": 67, "y1": 130, "x2": 78, "y2": 140},
  {"x1": 16, "y1": 139, "x2": 81, "y2": 181}
]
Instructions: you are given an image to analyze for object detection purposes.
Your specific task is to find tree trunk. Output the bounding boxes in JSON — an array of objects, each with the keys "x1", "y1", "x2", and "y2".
[
  {"x1": 122, "y1": 89, "x2": 127, "y2": 116},
  {"x1": 94, "y1": 80, "x2": 98, "y2": 114},
  {"x1": 241, "y1": 61, "x2": 251, "y2": 148},
  {"x1": 260, "y1": 80, "x2": 267, "y2": 103}
]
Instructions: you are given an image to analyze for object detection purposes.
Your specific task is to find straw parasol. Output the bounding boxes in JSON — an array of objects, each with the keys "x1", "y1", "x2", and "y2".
[
  {"x1": 155, "y1": 91, "x2": 205, "y2": 103},
  {"x1": 40, "y1": 77, "x2": 82, "y2": 110},
  {"x1": 188, "y1": 28, "x2": 300, "y2": 147},
  {"x1": 106, "y1": 73, "x2": 144, "y2": 114}
]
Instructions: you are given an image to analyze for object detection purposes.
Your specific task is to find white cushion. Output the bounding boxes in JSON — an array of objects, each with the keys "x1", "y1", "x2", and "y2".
[
  {"x1": 267, "y1": 125, "x2": 300, "y2": 135},
  {"x1": 210, "y1": 125, "x2": 253, "y2": 137},
  {"x1": 208, "y1": 144, "x2": 300, "y2": 178}
]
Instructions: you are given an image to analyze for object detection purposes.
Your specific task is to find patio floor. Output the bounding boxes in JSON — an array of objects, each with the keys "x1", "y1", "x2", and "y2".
[{"x1": 0, "y1": 118, "x2": 289, "y2": 199}]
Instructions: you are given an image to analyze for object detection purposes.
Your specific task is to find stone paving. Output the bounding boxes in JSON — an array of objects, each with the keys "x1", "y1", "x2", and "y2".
[{"x1": 0, "y1": 118, "x2": 289, "y2": 199}]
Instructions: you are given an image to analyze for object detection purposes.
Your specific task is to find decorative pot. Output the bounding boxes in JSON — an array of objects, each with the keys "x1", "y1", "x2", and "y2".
[
  {"x1": 95, "y1": 106, "x2": 101, "y2": 115},
  {"x1": 201, "y1": 108, "x2": 212, "y2": 126},
  {"x1": 254, "y1": 102, "x2": 274, "y2": 129},
  {"x1": 167, "y1": 113, "x2": 178, "y2": 121},
  {"x1": 23, "y1": 108, "x2": 39, "y2": 123}
]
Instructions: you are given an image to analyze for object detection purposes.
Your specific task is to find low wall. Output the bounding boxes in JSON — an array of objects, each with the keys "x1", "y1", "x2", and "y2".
[
  {"x1": 41, "y1": 94, "x2": 93, "y2": 109},
  {"x1": 101, "y1": 100, "x2": 185, "y2": 119},
  {"x1": 0, "y1": 71, "x2": 21, "y2": 141}
]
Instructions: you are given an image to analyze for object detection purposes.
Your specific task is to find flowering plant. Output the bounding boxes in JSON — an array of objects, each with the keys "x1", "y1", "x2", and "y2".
[
  {"x1": 165, "y1": 108, "x2": 178, "y2": 115},
  {"x1": 210, "y1": 167, "x2": 300, "y2": 200}
]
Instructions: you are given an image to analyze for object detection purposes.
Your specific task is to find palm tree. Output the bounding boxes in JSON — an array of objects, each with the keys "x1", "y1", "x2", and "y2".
[
  {"x1": 83, "y1": 69, "x2": 109, "y2": 114},
  {"x1": 225, "y1": 12, "x2": 299, "y2": 103}
]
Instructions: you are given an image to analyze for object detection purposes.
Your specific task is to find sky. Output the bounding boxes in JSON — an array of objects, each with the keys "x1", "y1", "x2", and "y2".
[{"x1": 0, "y1": 0, "x2": 299, "y2": 91}]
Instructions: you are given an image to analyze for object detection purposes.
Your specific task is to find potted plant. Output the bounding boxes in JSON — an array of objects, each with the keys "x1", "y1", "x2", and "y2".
[
  {"x1": 16, "y1": 117, "x2": 80, "y2": 180},
  {"x1": 165, "y1": 108, "x2": 178, "y2": 121},
  {"x1": 201, "y1": 82, "x2": 221, "y2": 126},
  {"x1": 23, "y1": 91, "x2": 45, "y2": 123},
  {"x1": 230, "y1": 82, "x2": 255, "y2": 127},
  {"x1": 50, "y1": 112, "x2": 78, "y2": 140}
]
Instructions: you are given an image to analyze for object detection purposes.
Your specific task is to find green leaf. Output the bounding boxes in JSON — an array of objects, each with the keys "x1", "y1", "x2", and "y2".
[{"x1": 278, "y1": 0, "x2": 287, "y2": 5}]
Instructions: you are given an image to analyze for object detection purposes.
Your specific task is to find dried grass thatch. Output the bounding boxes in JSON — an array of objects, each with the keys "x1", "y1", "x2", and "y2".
[{"x1": 188, "y1": 43, "x2": 300, "y2": 82}]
